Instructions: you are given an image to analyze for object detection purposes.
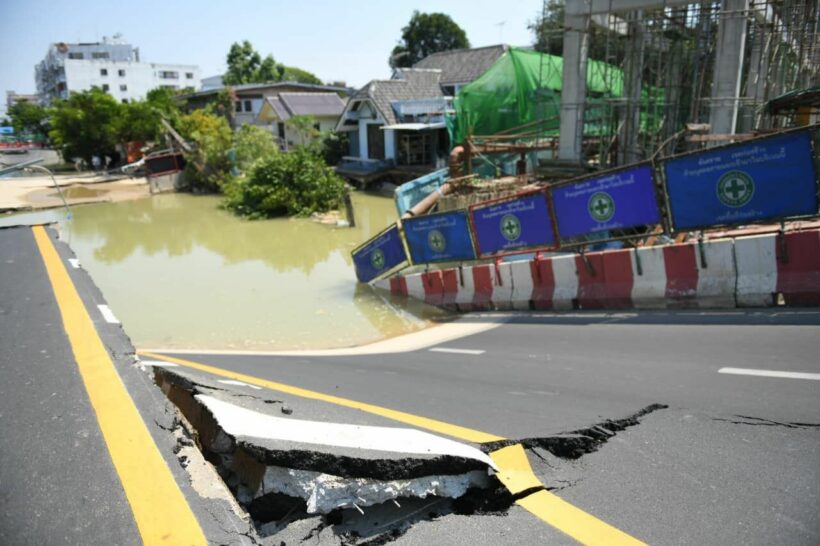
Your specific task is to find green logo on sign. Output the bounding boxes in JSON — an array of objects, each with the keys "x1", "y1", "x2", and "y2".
[
  {"x1": 370, "y1": 249, "x2": 385, "y2": 270},
  {"x1": 500, "y1": 214, "x2": 521, "y2": 241},
  {"x1": 588, "y1": 191, "x2": 615, "y2": 222},
  {"x1": 717, "y1": 170, "x2": 754, "y2": 207},
  {"x1": 428, "y1": 229, "x2": 446, "y2": 253}
]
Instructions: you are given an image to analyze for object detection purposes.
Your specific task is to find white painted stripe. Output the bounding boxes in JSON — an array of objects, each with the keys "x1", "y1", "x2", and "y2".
[
  {"x1": 551, "y1": 255, "x2": 578, "y2": 310},
  {"x1": 508, "y1": 260, "x2": 534, "y2": 311},
  {"x1": 68, "y1": 258, "x2": 81, "y2": 269},
  {"x1": 97, "y1": 304, "x2": 120, "y2": 324},
  {"x1": 630, "y1": 247, "x2": 667, "y2": 309},
  {"x1": 718, "y1": 367, "x2": 820, "y2": 381},
  {"x1": 218, "y1": 379, "x2": 262, "y2": 390},
  {"x1": 734, "y1": 233, "x2": 778, "y2": 307},
  {"x1": 429, "y1": 347, "x2": 485, "y2": 355},
  {"x1": 195, "y1": 394, "x2": 497, "y2": 469},
  {"x1": 140, "y1": 360, "x2": 179, "y2": 368},
  {"x1": 697, "y1": 238, "x2": 736, "y2": 307}
]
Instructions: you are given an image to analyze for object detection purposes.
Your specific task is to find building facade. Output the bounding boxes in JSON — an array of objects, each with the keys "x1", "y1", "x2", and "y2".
[{"x1": 35, "y1": 35, "x2": 200, "y2": 104}]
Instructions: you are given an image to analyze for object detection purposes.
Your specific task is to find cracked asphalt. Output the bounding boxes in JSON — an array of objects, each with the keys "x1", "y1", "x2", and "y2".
[
  {"x1": 149, "y1": 309, "x2": 820, "y2": 545},
  {"x1": 2, "y1": 223, "x2": 818, "y2": 545}
]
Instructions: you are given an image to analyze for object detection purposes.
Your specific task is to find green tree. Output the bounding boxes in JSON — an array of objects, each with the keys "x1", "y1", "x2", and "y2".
[
  {"x1": 178, "y1": 109, "x2": 235, "y2": 192},
  {"x1": 116, "y1": 100, "x2": 162, "y2": 143},
  {"x1": 224, "y1": 41, "x2": 321, "y2": 85},
  {"x1": 222, "y1": 147, "x2": 347, "y2": 218},
  {"x1": 280, "y1": 66, "x2": 323, "y2": 85},
  {"x1": 233, "y1": 124, "x2": 279, "y2": 170},
  {"x1": 49, "y1": 87, "x2": 121, "y2": 163},
  {"x1": 225, "y1": 40, "x2": 262, "y2": 85},
  {"x1": 389, "y1": 11, "x2": 470, "y2": 68},
  {"x1": 8, "y1": 101, "x2": 50, "y2": 140}
]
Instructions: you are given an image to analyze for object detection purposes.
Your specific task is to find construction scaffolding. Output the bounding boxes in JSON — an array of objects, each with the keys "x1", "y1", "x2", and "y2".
[{"x1": 560, "y1": 0, "x2": 820, "y2": 167}]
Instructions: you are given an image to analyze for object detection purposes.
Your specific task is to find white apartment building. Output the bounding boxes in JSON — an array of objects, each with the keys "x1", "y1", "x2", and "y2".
[{"x1": 35, "y1": 34, "x2": 200, "y2": 104}]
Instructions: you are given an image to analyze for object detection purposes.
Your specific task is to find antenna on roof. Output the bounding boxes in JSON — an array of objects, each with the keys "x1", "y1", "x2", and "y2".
[{"x1": 495, "y1": 21, "x2": 506, "y2": 43}]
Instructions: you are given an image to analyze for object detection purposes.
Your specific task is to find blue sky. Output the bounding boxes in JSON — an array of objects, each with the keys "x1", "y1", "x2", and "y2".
[{"x1": 0, "y1": 0, "x2": 539, "y2": 115}]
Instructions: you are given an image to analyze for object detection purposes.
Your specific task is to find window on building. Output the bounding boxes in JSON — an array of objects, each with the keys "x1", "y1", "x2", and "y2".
[
  {"x1": 158, "y1": 71, "x2": 179, "y2": 79},
  {"x1": 68, "y1": 52, "x2": 84, "y2": 60},
  {"x1": 118, "y1": 69, "x2": 126, "y2": 77},
  {"x1": 100, "y1": 69, "x2": 108, "y2": 76},
  {"x1": 243, "y1": 100, "x2": 252, "y2": 112},
  {"x1": 235, "y1": 101, "x2": 243, "y2": 113},
  {"x1": 122, "y1": 99, "x2": 128, "y2": 104},
  {"x1": 91, "y1": 52, "x2": 110, "y2": 59},
  {"x1": 185, "y1": 72, "x2": 194, "y2": 79},
  {"x1": 120, "y1": 84, "x2": 127, "y2": 91},
  {"x1": 102, "y1": 84, "x2": 110, "y2": 92}
]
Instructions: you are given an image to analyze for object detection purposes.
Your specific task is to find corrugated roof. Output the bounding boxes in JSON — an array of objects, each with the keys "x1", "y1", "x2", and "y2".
[
  {"x1": 279, "y1": 92, "x2": 346, "y2": 117},
  {"x1": 413, "y1": 44, "x2": 509, "y2": 86}
]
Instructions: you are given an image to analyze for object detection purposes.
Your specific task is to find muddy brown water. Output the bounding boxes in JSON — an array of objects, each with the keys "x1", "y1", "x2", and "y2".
[{"x1": 0, "y1": 193, "x2": 448, "y2": 350}]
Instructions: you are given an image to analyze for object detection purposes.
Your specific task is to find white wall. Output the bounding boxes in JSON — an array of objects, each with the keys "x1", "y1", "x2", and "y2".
[{"x1": 63, "y1": 60, "x2": 200, "y2": 102}]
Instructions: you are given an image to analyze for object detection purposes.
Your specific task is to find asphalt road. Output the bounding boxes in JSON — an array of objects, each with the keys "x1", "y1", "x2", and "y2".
[{"x1": 154, "y1": 309, "x2": 820, "y2": 545}]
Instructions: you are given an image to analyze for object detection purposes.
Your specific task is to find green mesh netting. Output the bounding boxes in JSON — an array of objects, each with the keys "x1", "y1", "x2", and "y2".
[{"x1": 449, "y1": 48, "x2": 661, "y2": 146}]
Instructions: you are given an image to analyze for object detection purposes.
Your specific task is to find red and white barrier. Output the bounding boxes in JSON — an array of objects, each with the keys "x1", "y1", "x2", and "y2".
[
  {"x1": 374, "y1": 229, "x2": 820, "y2": 312},
  {"x1": 736, "y1": 230, "x2": 820, "y2": 307}
]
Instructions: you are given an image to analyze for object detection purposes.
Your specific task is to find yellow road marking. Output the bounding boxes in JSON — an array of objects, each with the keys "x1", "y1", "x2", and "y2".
[
  {"x1": 139, "y1": 350, "x2": 503, "y2": 444},
  {"x1": 33, "y1": 226, "x2": 206, "y2": 546},
  {"x1": 489, "y1": 443, "x2": 543, "y2": 494},
  {"x1": 492, "y1": 446, "x2": 643, "y2": 545},
  {"x1": 138, "y1": 350, "x2": 646, "y2": 545}
]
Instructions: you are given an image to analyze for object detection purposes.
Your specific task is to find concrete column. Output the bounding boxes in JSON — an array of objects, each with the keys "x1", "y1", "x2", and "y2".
[
  {"x1": 739, "y1": 25, "x2": 769, "y2": 132},
  {"x1": 384, "y1": 128, "x2": 396, "y2": 160},
  {"x1": 619, "y1": 11, "x2": 645, "y2": 165},
  {"x1": 559, "y1": 12, "x2": 589, "y2": 162},
  {"x1": 708, "y1": 0, "x2": 749, "y2": 136},
  {"x1": 358, "y1": 121, "x2": 369, "y2": 160}
]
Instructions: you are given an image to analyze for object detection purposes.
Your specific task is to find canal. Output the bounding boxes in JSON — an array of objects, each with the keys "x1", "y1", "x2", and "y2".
[{"x1": 1, "y1": 192, "x2": 448, "y2": 350}]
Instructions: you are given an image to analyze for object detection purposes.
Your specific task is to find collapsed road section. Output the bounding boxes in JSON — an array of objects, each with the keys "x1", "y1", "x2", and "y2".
[{"x1": 151, "y1": 365, "x2": 518, "y2": 542}]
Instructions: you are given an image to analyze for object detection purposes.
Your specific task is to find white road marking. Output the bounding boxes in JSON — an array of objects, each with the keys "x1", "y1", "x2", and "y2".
[
  {"x1": 68, "y1": 258, "x2": 80, "y2": 268},
  {"x1": 195, "y1": 394, "x2": 497, "y2": 470},
  {"x1": 217, "y1": 379, "x2": 262, "y2": 390},
  {"x1": 718, "y1": 367, "x2": 820, "y2": 381},
  {"x1": 429, "y1": 347, "x2": 485, "y2": 355},
  {"x1": 140, "y1": 360, "x2": 179, "y2": 368},
  {"x1": 97, "y1": 304, "x2": 120, "y2": 324}
]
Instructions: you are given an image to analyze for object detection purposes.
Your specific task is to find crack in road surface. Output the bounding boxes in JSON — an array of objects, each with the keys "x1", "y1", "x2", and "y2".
[{"x1": 481, "y1": 403, "x2": 668, "y2": 458}]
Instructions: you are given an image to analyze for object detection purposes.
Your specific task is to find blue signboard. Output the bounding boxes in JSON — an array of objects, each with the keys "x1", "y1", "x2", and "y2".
[
  {"x1": 664, "y1": 131, "x2": 818, "y2": 230},
  {"x1": 0, "y1": 127, "x2": 14, "y2": 135},
  {"x1": 471, "y1": 193, "x2": 555, "y2": 256},
  {"x1": 552, "y1": 164, "x2": 661, "y2": 239},
  {"x1": 352, "y1": 224, "x2": 407, "y2": 283},
  {"x1": 403, "y1": 210, "x2": 476, "y2": 264}
]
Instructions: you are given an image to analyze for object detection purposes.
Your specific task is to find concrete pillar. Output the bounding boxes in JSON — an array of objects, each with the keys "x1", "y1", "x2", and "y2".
[
  {"x1": 358, "y1": 121, "x2": 369, "y2": 160},
  {"x1": 384, "y1": 128, "x2": 396, "y2": 160},
  {"x1": 739, "y1": 24, "x2": 769, "y2": 132},
  {"x1": 708, "y1": 0, "x2": 749, "y2": 136},
  {"x1": 559, "y1": 12, "x2": 589, "y2": 162},
  {"x1": 619, "y1": 11, "x2": 645, "y2": 165}
]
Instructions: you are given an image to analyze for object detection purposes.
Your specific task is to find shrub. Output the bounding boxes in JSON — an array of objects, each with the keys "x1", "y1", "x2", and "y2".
[
  {"x1": 223, "y1": 147, "x2": 347, "y2": 218},
  {"x1": 234, "y1": 124, "x2": 279, "y2": 171}
]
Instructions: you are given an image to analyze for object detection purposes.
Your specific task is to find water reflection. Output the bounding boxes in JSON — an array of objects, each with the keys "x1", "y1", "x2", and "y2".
[
  {"x1": 0, "y1": 193, "x2": 448, "y2": 350},
  {"x1": 68, "y1": 193, "x2": 399, "y2": 274}
]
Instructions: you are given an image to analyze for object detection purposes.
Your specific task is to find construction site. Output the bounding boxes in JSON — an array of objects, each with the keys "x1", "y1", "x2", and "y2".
[{"x1": 453, "y1": 0, "x2": 819, "y2": 176}]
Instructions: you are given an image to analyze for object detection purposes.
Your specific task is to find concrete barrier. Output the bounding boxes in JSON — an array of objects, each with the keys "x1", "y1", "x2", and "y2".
[{"x1": 372, "y1": 228, "x2": 820, "y2": 312}]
